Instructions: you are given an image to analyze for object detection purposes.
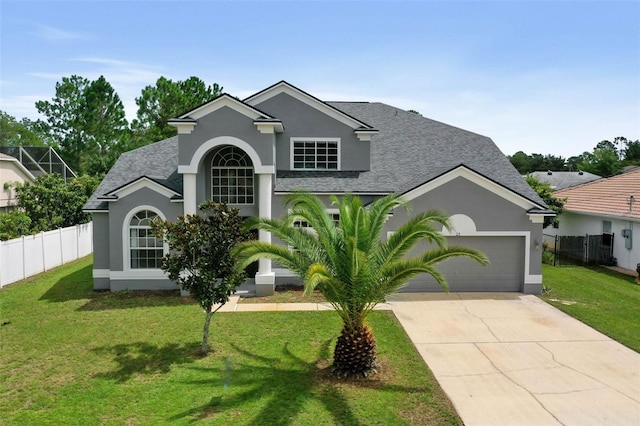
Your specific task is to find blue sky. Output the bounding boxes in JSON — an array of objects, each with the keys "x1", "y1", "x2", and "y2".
[{"x1": 1, "y1": 0, "x2": 638, "y2": 158}]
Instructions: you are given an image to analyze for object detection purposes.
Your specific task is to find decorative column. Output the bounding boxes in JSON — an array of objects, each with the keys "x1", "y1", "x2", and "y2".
[
  {"x1": 183, "y1": 173, "x2": 197, "y2": 216},
  {"x1": 255, "y1": 172, "x2": 275, "y2": 296}
]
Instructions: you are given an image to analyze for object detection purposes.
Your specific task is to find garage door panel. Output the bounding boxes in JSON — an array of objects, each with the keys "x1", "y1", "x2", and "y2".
[{"x1": 399, "y1": 236, "x2": 524, "y2": 292}]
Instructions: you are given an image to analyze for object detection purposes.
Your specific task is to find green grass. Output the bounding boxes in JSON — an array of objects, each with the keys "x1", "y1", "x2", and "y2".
[
  {"x1": 0, "y1": 256, "x2": 460, "y2": 425},
  {"x1": 541, "y1": 264, "x2": 640, "y2": 352}
]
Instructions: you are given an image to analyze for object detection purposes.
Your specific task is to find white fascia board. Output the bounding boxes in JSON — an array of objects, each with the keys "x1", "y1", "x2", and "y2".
[
  {"x1": 562, "y1": 208, "x2": 640, "y2": 222},
  {"x1": 85, "y1": 209, "x2": 109, "y2": 213},
  {"x1": 0, "y1": 157, "x2": 36, "y2": 182},
  {"x1": 107, "y1": 177, "x2": 181, "y2": 200},
  {"x1": 182, "y1": 95, "x2": 268, "y2": 121},
  {"x1": 273, "y1": 191, "x2": 391, "y2": 196},
  {"x1": 245, "y1": 82, "x2": 366, "y2": 130},
  {"x1": 401, "y1": 166, "x2": 541, "y2": 211}
]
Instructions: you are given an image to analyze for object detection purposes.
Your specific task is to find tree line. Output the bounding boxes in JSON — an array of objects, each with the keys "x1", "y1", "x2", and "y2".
[
  {"x1": 1, "y1": 75, "x2": 223, "y2": 176},
  {"x1": 509, "y1": 136, "x2": 640, "y2": 177}
]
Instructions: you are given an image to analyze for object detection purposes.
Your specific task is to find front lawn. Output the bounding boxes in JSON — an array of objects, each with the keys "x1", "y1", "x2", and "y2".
[
  {"x1": 541, "y1": 264, "x2": 640, "y2": 352},
  {"x1": 0, "y1": 256, "x2": 460, "y2": 425}
]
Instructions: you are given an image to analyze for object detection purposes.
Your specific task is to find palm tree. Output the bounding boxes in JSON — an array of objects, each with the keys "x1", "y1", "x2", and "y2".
[{"x1": 233, "y1": 192, "x2": 488, "y2": 378}]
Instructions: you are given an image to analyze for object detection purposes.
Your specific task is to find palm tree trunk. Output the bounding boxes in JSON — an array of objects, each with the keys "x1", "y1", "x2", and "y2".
[
  {"x1": 201, "y1": 308, "x2": 214, "y2": 355},
  {"x1": 332, "y1": 323, "x2": 378, "y2": 378}
]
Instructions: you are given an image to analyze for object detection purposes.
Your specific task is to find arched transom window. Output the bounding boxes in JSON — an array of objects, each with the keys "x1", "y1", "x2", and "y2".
[
  {"x1": 129, "y1": 210, "x2": 163, "y2": 269},
  {"x1": 211, "y1": 146, "x2": 254, "y2": 205}
]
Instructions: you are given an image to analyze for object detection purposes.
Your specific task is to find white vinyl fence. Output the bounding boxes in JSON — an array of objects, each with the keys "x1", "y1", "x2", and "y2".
[{"x1": 0, "y1": 222, "x2": 93, "y2": 288}]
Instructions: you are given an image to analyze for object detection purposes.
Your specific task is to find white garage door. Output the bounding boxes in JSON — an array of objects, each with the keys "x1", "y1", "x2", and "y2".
[{"x1": 399, "y1": 236, "x2": 525, "y2": 292}]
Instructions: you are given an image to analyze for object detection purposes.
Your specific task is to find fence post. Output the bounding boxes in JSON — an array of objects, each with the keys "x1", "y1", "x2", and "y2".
[
  {"x1": 76, "y1": 224, "x2": 80, "y2": 260},
  {"x1": 22, "y1": 235, "x2": 26, "y2": 281},
  {"x1": 553, "y1": 235, "x2": 558, "y2": 266},
  {"x1": 41, "y1": 231, "x2": 46, "y2": 272},
  {"x1": 59, "y1": 228, "x2": 63, "y2": 265}
]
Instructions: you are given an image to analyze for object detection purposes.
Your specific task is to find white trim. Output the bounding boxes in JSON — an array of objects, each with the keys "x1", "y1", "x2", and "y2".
[
  {"x1": 355, "y1": 130, "x2": 378, "y2": 141},
  {"x1": 274, "y1": 191, "x2": 390, "y2": 196},
  {"x1": 85, "y1": 209, "x2": 109, "y2": 213},
  {"x1": 290, "y1": 137, "x2": 341, "y2": 171},
  {"x1": 245, "y1": 82, "x2": 367, "y2": 129},
  {"x1": 526, "y1": 274, "x2": 543, "y2": 284},
  {"x1": 0, "y1": 156, "x2": 37, "y2": 181},
  {"x1": 107, "y1": 177, "x2": 181, "y2": 200},
  {"x1": 93, "y1": 269, "x2": 110, "y2": 279},
  {"x1": 528, "y1": 215, "x2": 546, "y2": 224},
  {"x1": 180, "y1": 95, "x2": 268, "y2": 121},
  {"x1": 170, "y1": 122, "x2": 197, "y2": 134},
  {"x1": 563, "y1": 208, "x2": 640, "y2": 223},
  {"x1": 122, "y1": 206, "x2": 168, "y2": 273},
  {"x1": 110, "y1": 270, "x2": 170, "y2": 280},
  {"x1": 178, "y1": 136, "x2": 275, "y2": 175},
  {"x1": 258, "y1": 173, "x2": 274, "y2": 275},
  {"x1": 400, "y1": 166, "x2": 542, "y2": 211},
  {"x1": 254, "y1": 121, "x2": 284, "y2": 134}
]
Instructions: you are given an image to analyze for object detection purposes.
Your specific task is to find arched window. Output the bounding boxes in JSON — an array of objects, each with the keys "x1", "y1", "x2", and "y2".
[
  {"x1": 211, "y1": 146, "x2": 254, "y2": 205},
  {"x1": 129, "y1": 210, "x2": 164, "y2": 269}
]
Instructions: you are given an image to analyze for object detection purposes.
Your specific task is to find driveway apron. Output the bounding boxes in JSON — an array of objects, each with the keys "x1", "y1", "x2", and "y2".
[{"x1": 387, "y1": 293, "x2": 640, "y2": 426}]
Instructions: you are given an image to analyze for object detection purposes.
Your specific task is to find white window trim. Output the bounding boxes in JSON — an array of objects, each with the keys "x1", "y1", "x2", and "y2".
[
  {"x1": 209, "y1": 146, "x2": 255, "y2": 206},
  {"x1": 122, "y1": 206, "x2": 169, "y2": 274},
  {"x1": 290, "y1": 137, "x2": 341, "y2": 171}
]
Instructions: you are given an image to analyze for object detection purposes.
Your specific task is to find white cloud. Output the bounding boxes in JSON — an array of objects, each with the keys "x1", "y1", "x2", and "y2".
[{"x1": 36, "y1": 24, "x2": 88, "y2": 41}]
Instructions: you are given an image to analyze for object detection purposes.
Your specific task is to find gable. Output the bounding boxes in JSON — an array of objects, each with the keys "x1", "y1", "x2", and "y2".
[
  {"x1": 245, "y1": 81, "x2": 376, "y2": 133},
  {"x1": 401, "y1": 165, "x2": 545, "y2": 212},
  {"x1": 104, "y1": 176, "x2": 182, "y2": 201},
  {"x1": 169, "y1": 94, "x2": 282, "y2": 135}
]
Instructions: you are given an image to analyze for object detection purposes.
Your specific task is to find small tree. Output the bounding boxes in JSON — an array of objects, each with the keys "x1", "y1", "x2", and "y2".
[
  {"x1": 525, "y1": 175, "x2": 564, "y2": 228},
  {"x1": 152, "y1": 201, "x2": 251, "y2": 355},
  {"x1": 234, "y1": 192, "x2": 488, "y2": 377},
  {"x1": 10, "y1": 174, "x2": 98, "y2": 233}
]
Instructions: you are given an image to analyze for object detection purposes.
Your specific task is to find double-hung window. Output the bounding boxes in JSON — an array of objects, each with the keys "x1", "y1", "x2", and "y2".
[{"x1": 291, "y1": 138, "x2": 340, "y2": 170}]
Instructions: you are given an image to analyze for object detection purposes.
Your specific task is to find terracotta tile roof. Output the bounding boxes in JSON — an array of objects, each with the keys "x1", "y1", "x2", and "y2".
[{"x1": 555, "y1": 170, "x2": 640, "y2": 220}]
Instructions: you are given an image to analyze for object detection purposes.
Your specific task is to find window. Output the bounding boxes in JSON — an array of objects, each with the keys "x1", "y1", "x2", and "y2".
[
  {"x1": 291, "y1": 138, "x2": 339, "y2": 170},
  {"x1": 211, "y1": 146, "x2": 254, "y2": 204},
  {"x1": 293, "y1": 213, "x2": 340, "y2": 229},
  {"x1": 129, "y1": 210, "x2": 164, "y2": 269}
]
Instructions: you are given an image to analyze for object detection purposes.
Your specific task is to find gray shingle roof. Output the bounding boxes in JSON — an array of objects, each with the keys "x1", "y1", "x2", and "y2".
[
  {"x1": 529, "y1": 171, "x2": 601, "y2": 191},
  {"x1": 85, "y1": 103, "x2": 545, "y2": 210},
  {"x1": 84, "y1": 137, "x2": 180, "y2": 210},
  {"x1": 276, "y1": 102, "x2": 545, "y2": 205}
]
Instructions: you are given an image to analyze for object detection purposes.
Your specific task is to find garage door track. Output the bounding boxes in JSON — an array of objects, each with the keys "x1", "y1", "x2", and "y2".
[{"x1": 388, "y1": 293, "x2": 640, "y2": 426}]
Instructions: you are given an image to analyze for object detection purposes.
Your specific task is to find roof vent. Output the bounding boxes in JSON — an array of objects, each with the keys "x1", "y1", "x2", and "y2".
[
  {"x1": 547, "y1": 170, "x2": 552, "y2": 175},
  {"x1": 578, "y1": 170, "x2": 584, "y2": 175}
]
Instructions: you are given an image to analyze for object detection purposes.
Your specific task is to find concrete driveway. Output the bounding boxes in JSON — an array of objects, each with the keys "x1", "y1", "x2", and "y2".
[{"x1": 387, "y1": 293, "x2": 640, "y2": 426}]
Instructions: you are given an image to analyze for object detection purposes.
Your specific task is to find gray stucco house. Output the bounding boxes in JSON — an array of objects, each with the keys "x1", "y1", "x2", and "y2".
[{"x1": 84, "y1": 81, "x2": 553, "y2": 295}]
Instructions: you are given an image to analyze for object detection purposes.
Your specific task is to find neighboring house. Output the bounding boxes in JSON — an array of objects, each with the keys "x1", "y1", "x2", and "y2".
[
  {"x1": 548, "y1": 170, "x2": 640, "y2": 270},
  {"x1": 0, "y1": 153, "x2": 36, "y2": 212},
  {"x1": 529, "y1": 170, "x2": 601, "y2": 191},
  {"x1": 84, "y1": 81, "x2": 553, "y2": 295}
]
